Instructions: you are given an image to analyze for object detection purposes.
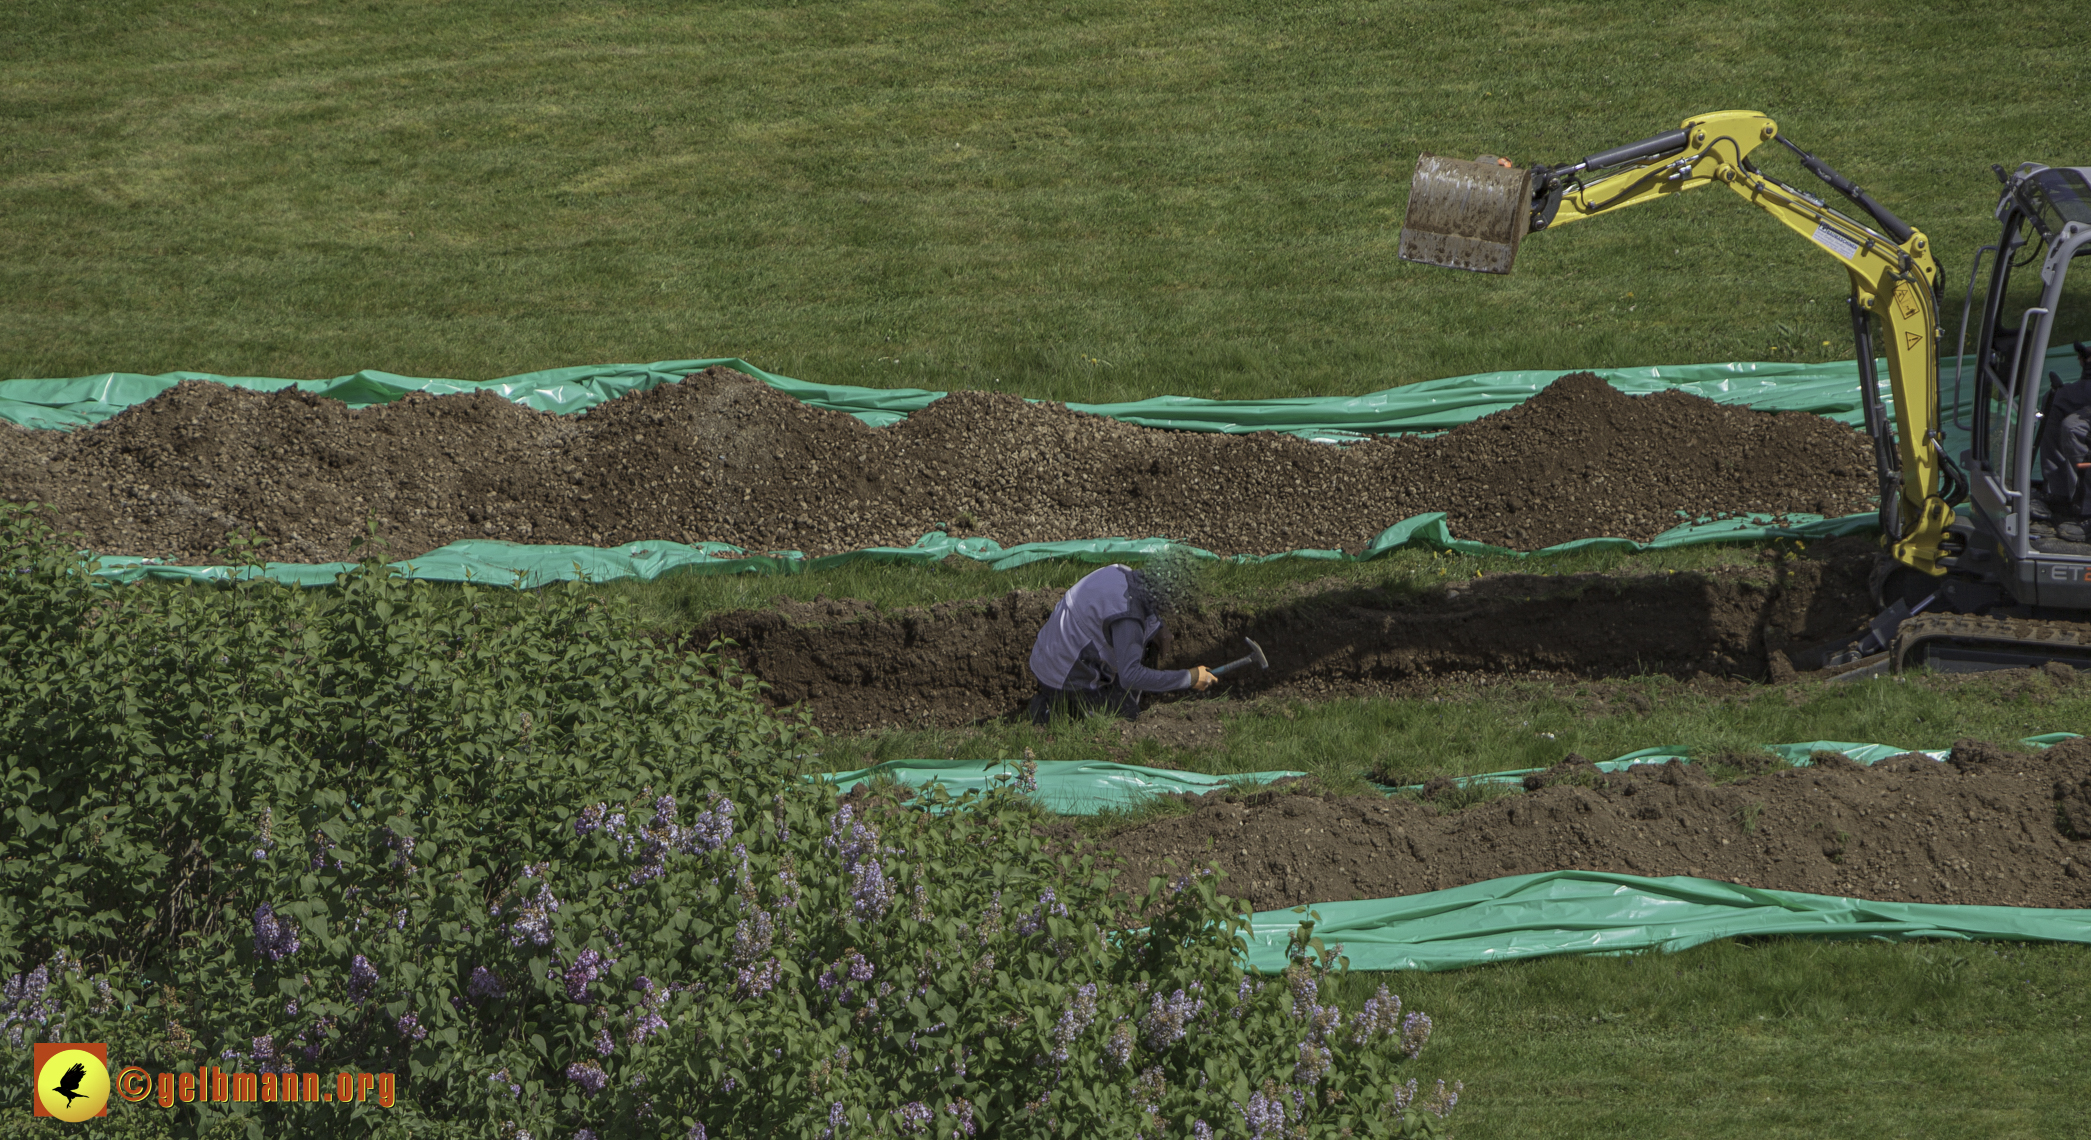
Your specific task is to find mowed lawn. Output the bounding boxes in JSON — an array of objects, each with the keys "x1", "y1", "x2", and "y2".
[
  {"x1": 8, "y1": 4, "x2": 2091, "y2": 1138},
  {"x1": 4, "y1": 0, "x2": 2086, "y2": 398}
]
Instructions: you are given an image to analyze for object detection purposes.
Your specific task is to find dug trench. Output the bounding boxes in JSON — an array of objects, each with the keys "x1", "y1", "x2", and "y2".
[
  {"x1": 1079, "y1": 735, "x2": 2091, "y2": 912},
  {"x1": 691, "y1": 539, "x2": 1879, "y2": 732},
  {"x1": 0, "y1": 367, "x2": 1875, "y2": 563}
]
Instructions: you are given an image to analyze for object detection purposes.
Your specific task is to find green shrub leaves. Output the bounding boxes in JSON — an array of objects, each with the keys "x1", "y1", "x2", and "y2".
[{"x1": 1, "y1": 505, "x2": 1457, "y2": 1137}]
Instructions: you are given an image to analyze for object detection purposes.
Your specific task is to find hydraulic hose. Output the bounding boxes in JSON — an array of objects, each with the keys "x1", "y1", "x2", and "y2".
[{"x1": 1775, "y1": 135, "x2": 1915, "y2": 244}]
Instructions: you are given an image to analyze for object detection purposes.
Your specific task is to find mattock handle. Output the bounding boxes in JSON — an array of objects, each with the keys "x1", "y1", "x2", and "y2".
[{"x1": 1206, "y1": 637, "x2": 1268, "y2": 678}]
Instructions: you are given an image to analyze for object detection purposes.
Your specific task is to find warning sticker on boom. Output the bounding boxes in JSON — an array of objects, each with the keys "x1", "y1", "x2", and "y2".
[{"x1": 1812, "y1": 223, "x2": 1862, "y2": 260}]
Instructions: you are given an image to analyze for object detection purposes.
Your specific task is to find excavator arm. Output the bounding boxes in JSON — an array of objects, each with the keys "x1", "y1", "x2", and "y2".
[{"x1": 1401, "y1": 110, "x2": 1954, "y2": 575}]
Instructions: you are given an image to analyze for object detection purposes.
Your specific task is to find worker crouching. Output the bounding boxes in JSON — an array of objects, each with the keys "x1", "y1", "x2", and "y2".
[{"x1": 1026, "y1": 563, "x2": 1216, "y2": 724}]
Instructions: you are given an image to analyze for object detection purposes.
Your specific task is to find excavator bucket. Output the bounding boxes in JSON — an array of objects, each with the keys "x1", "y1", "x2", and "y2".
[{"x1": 1398, "y1": 154, "x2": 1534, "y2": 274}]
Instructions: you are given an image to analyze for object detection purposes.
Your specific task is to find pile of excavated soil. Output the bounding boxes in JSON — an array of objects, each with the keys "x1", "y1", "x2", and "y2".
[
  {"x1": 692, "y1": 540, "x2": 1877, "y2": 731},
  {"x1": 0, "y1": 368, "x2": 1875, "y2": 562},
  {"x1": 1090, "y1": 736, "x2": 2091, "y2": 911}
]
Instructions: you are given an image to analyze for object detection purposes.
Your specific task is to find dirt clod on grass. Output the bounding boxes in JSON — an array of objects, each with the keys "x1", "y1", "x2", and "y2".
[
  {"x1": 0, "y1": 368, "x2": 1876, "y2": 562},
  {"x1": 1092, "y1": 737, "x2": 2091, "y2": 911},
  {"x1": 695, "y1": 540, "x2": 1878, "y2": 731}
]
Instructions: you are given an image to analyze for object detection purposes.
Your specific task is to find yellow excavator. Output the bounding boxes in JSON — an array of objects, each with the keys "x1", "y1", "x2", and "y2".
[{"x1": 1401, "y1": 109, "x2": 2091, "y2": 674}]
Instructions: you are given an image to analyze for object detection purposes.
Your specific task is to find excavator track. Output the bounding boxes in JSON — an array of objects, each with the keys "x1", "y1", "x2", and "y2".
[{"x1": 1893, "y1": 613, "x2": 2091, "y2": 673}]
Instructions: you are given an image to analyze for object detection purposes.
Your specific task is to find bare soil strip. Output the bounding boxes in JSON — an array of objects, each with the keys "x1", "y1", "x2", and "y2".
[
  {"x1": 0, "y1": 368, "x2": 1875, "y2": 563},
  {"x1": 1088, "y1": 737, "x2": 2091, "y2": 912}
]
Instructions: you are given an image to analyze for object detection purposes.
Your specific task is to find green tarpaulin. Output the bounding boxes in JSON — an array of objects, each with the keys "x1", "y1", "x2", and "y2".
[
  {"x1": 0, "y1": 358, "x2": 938, "y2": 432},
  {"x1": 806, "y1": 758, "x2": 1304, "y2": 816},
  {"x1": 1383, "y1": 733, "x2": 2080, "y2": 793},
  {"x1": 5, "y1": 347, "x2": 2077, "y2": 439},
  {"x1": 1239, "y1": 870, "x2": 2091, "y2": 973},
  {"x1": 79, "y1": 508, "x2": 1880, "y2": 588}
]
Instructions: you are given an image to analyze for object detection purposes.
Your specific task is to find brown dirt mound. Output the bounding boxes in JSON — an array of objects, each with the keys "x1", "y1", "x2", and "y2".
[
  {"x1": 0, "y1": 368, "x2": 1874, "y2": 562},
  {"x1": 1092, "y1": 737, "x2": 2091, "y2": 910},
  {"x1": 695, "y1": 540, "x2": 1877, "y2": 731}
]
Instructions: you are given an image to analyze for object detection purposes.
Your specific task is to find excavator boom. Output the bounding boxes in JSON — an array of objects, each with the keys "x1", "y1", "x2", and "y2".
[{"x1": 1401, "y1": 111, "x2": 1954, "y2": 577}]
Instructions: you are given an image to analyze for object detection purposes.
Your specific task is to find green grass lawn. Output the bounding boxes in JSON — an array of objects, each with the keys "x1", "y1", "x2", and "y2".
[
  {"x1": 5, "y1": 0, "x2": 2087, "y2": 399},
  {"x1": 598, "y1": 534, "x2": 1761, "y2": 632},
  {"x1": 814, "y1": 663, "x2": 2089, "y2": 794},
  {"x1": 1335, "y1": 938, "x2": 2091, "y2": 1140}
]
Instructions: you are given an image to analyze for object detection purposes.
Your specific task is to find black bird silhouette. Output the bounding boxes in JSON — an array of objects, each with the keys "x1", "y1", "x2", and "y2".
[{"x1": 51, "y1": 1062, "x2": 87, "y2": 1107}]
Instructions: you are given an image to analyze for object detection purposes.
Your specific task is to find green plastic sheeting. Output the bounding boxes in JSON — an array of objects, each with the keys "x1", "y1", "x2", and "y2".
[
  {"x1": 0, "y1": 358, "x2": 939, "y2": 432},
  {"x1": 6, "y1": 347, "x2": 2076, "y2": 440},
  {"x1": 1384, "y1": 733, "x2": 2080, "y2": 794},
  {"x1": 1238, "y1": 870, "x2": 2091, "y2": 973},
  {"x1": 806, "y1": 758, "x2": 1304, "y2": 816},
  {"x1": 79, "y1": 507, "x2": 1879, "y2": 588}
]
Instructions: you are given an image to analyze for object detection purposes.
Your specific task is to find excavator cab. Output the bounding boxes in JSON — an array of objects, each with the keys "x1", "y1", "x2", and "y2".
[{"x1": 1957, "y1": 165, "x2": 2091, "y2": 609}]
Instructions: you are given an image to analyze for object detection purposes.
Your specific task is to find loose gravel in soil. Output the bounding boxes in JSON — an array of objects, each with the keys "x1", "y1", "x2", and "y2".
[
  {"x1": 1089, "y1": 735, "x2": 2091, "y2": 911},
  {"x1": 0, "y1": 367, "x2": 1875, "y2": 563},
  {"x1": 694, "y1": 540, "x2": 1877, "y2": 731}
]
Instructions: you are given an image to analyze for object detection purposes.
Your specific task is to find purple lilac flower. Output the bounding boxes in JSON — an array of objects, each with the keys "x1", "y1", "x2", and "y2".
[
  {"x1": 945, "y1": 1098, "x2": 978, "y2": 1136},
  {"x1": 396, "y1": 1012, "x2": 427, "y2": 1042},
  {"x1": 825, "y1": 805, "x2": 893, "y2": 920},
  {"x1": 468, "y1": 965, "x2": 506, "y2": 1004},
  {"x1": 252, "y1": 903, "x2": 301, "y2": 962},
  {"x1": 346, "y1": 955, "x2": 380, "y2": 1003},
  {"x1": 894, "y1": 1102, "x2": 932, "y2": 1135},
  {"x1": 975, "y1": 893, "x2": 1004, "y2": 942},
  {"x1": 822, "y1": 1101, "x2": 847, "y2": 1139},
  {"x1": 734, "y1": 957, "x2": 781, "y2": 1000},
  {"x1": 573, "y1": 1131, "x2": 597, "y2": 1140},
  {"x1": 1293, "y1": 1040, "x2": 1332, "y2": 1086},
  {"x1": 1104, "y1": 1022, "x2": 1134, "y2": 1069},
  {"x1": 1400, "y1": 1010, "x2": 1433, "y2": 1058},
  {"x1": 686, "y1": 1126, "x2": 708, "y2": 1140},
  {"x1": 575, "y1": 803, "x2": 607, "y2": 837},
  {"x1": 1232, "y1": 974, "x2": 1259, "y2": 1019},
  {"x1": 688, "y1": 795, "x2": 734, "y2": 852},
  {"x1": 1140, "y1": 988, "x2": 1205, "y2": 1051},
  {"x1": 309, "y1": 829, "x2": 339, "y2": 870},
  {"x1": 251, "y1": 1036, "x2": 275, "y2": 1062},
  {"x1": 565, "y1": 1059, "x2": 608, "y2": 1096},
  {"x1": 816, "y1": 950, "x2": 875, "y2": 1005},
  {"x1": 593, "y1": 1026, "x2": 614, "y2": 1057},
  {"x1": 1389, "y1": 1077, "x2": 1418, "y2": 1113},
  {"x1": 1350, "y1": 983, "x2": 1402, "y2": 1045},
  {"x1": 626, "y1": 976, "x2": 669, "y2": 1045},
  {"x1": 564, "y1": 949, "x2": 605, "y2": 1004},
  {"x1": 283, "y1": 998, "x2": 298, "y2": 1016},
  {"x1": 1239, "y1": 1081, "x2": 1290, "y2": 1138},
  {"x1": 1288, "y1": 967, "x2": 1342, "y2": 1044},
  {"x1": 252, "y1": 808, "x2": 275, "y2": 861},
  {"x1": 1049, "y1": 982, "x2": 1100, "y2": 1062},
  {"x1": 508, "y1": 864, "x2": 560, "y2": 946},
  {"x1": 1192, "y1": 1122, "x2": 1213, "y2": 1140},
  {"x1": 1014, "y1": 888, "x2": 1070, "y2": 936},
  {"x1": 387, "y1": 831, "x2": 416, "y2": 870},
  {"x1": 628, "y1": 1008, "x2": 667, "y2": 1046},
  {"x1": 1425, "y1": 1079, "x2": 1463, "y2": 1119}
]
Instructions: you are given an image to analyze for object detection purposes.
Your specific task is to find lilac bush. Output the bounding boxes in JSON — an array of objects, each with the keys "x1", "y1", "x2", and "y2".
[{"x1": 0, "y1": 516, "x2": 1459, "y2": 1138}]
